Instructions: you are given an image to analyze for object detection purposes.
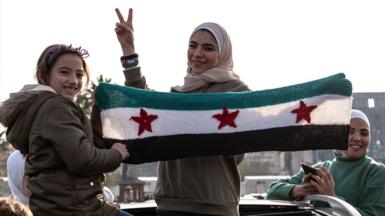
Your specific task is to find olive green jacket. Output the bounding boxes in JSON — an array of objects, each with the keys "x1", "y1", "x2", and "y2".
[{"x1": 0, "y1": 85, "x2": 122, "y2": 216}]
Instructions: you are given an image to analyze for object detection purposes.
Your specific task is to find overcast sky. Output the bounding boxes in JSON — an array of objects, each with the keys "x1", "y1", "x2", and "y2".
[{"x1": 1, "y1": 0, "x2": 385, "y2": 102}]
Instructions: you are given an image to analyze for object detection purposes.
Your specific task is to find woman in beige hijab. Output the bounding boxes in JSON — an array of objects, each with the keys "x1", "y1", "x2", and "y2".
[
  {"x1": 113, "y1": 8, "x2": 250, "y2": 216},
  {"x1": 170, "y1": 22, "x2": 242, "y2": 93}
]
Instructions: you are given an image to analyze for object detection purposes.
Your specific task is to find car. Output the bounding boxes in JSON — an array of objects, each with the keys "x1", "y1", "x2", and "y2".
[{"x1": 120, "y1": 194, "x2": 361, "y2": 216}]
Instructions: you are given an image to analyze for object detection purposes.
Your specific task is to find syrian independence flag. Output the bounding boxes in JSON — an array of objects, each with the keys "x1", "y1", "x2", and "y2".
[{"x1": 95, "y1": 73, "x2": 352, "y2": 164}]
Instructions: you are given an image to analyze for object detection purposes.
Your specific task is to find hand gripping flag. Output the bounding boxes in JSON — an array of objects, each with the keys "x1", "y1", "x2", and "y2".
[{"x1": 95, "y1": 73, "x2": 352, "y2": 164}]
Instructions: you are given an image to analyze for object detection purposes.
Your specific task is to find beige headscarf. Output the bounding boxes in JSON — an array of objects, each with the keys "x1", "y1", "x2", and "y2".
[{"x1": 171, "y1": 22, "x2": 240, "y2": 92}]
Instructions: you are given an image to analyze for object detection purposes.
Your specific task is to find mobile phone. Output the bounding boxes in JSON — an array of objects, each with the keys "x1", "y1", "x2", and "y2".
[{"x1": 301, "y1": 163, "x2": 320, "y2": 180}]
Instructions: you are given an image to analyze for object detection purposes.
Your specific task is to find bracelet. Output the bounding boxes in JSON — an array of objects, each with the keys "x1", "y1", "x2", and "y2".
[
  {"x1": 122, "y1": 61, "x2": 138, "y2": 68},
  {"x1": 121, "y1": 53, "x2": 139, "y2": 68},
  {"x1": 121, "y1": 53, "x2": 138, "y2": 60}
]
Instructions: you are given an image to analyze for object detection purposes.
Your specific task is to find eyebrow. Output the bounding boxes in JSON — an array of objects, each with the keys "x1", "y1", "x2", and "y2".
[
  {"x1": 58, "y1": 66, "x2": 72, "y2": 70},
  {"x1": 351, "y1": 127, "x2": 369, "y2": 132},
  {"x1": 189, "y1": 41, "x2": 216, "y2": 47},
  {"x1": 202, "y1": 43, "x2": 216, "y2": 47},
  {"x1": 58, "y1": 66, "x2": 84, "y2": 72}
]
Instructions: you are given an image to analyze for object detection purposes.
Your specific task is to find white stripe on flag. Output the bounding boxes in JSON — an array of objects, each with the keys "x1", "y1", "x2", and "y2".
[{"x1": 101, "y1": 94, "x2": 351, "y2": 139}]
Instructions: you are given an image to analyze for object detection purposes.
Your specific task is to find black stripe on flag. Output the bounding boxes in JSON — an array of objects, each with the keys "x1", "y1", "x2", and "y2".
[{"x1": 106, "y1": 124, "x2": 349, "y2": 164}]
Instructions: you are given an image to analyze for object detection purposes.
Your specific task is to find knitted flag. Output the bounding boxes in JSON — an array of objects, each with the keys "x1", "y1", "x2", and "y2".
[{"x1": 96, "y1": 73, "x2": 352, "y2": 164}]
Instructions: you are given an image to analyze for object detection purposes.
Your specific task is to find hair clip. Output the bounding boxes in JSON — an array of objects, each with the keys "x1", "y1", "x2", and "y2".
[
  {"x1": 68, "y1": 44, "x2": 90, "y2": 58},
  {"x1": 46, "y1": 44, "x2": 90, "y2": 64}
]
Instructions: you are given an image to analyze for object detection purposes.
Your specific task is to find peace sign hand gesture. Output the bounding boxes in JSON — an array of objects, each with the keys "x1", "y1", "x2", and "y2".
[{"x1": 115, "y1": 8, "x2": 135, "y2": 55}]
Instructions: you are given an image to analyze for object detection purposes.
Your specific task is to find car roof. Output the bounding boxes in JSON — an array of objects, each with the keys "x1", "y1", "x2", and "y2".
[{"x1": 120, "y1": 196, "x2": 359, "y2": 216}]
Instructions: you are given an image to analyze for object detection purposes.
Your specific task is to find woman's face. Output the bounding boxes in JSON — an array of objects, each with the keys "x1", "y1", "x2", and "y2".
[
  {"x1": 187, "y1": 30, "x2": 219, "y2": 74},
  {"x1": 344, "y1": 118, "x2": 370, "y2": 159},
  {"x1": 47, "y1": 53, "x2": 84, "y2": 101}
]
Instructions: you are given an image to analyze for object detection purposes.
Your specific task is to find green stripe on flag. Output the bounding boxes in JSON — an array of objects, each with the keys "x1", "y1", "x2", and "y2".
[{"x1": 96, "y1": 73, "x2": 352, "y2": 111}]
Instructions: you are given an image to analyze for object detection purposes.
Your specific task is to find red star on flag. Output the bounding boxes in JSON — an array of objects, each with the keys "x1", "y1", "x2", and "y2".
[
  {"x1": 130, "y1": 108, "x2": 158, "y2": 136},
  {"x1": 291, "y1": 100, "x2": 317, "y2": 123},
  {"x1": 212, "y1": 108, "x2": 240, "y2": 129}
]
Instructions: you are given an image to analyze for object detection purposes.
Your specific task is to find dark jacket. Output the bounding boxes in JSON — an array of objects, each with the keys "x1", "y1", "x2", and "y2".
[{"x1": 0, "y1": 85, "x2": 122, "y2": 216}]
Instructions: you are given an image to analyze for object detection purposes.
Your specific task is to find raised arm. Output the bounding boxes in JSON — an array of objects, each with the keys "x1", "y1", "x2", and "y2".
[{"x1": 115, "y1": 7, "x2": 147, "y2": 89}]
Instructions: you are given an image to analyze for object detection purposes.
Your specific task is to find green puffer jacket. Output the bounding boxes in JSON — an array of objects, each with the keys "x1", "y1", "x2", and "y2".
[{"x1": 0, "y1": 85, "x2": 122, "y2": 216}]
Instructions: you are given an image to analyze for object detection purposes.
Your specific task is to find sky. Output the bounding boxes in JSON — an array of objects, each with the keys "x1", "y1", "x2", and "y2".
[{"x1": 1, "y1": 0, "x2": 385, "y2": 102}]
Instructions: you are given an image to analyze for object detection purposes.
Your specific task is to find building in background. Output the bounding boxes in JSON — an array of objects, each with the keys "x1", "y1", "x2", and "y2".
[{"x1": 313, "y1": 92, "x2": 385, "y2": 163}]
